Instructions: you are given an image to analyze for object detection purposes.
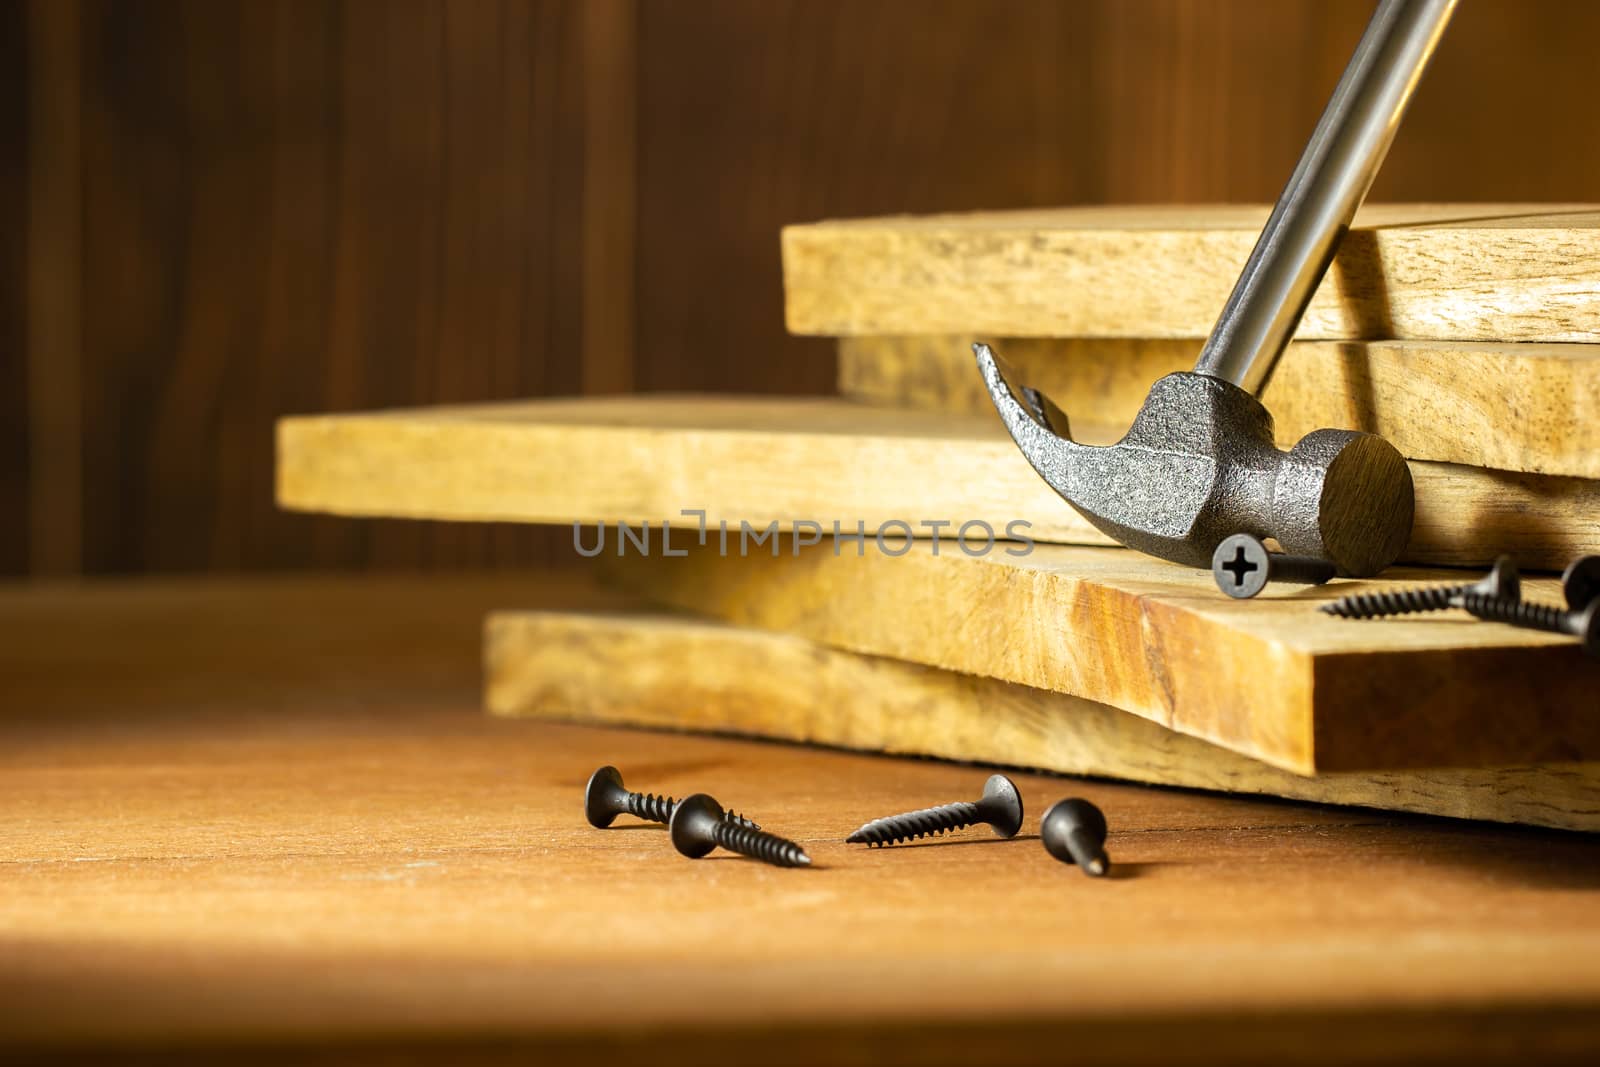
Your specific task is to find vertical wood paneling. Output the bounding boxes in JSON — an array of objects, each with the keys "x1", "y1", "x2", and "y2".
[
  {"x1": 580, "y1": 0, "x2": 636, "y2": 396},
  {"x1": 24, "y1": 0, "x2": 84, "y2": 577},
  {"x1": 1372, "y1": 0, "x2": 1600, "y2": 201},
  {"x1": 0, "y1": 0, "x2": 30, "y2": 577},
  {"x1": 634, "y1": 0, "x2": 1102, "y2": 397},
  {"x1": 13, "y1": 0, "x2": 1600, "y2": 576},
  {"x1": 75, "y1": 0, "x2": 585, "y2": 574},
  {"x1": 1080, "y1": 0, "x2": 1368, "y2": 202}
]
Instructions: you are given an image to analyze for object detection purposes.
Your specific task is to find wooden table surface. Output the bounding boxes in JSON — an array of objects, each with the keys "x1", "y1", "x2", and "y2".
[{"x1": 4, "y1": 574, "x2": 1600, "y2": 1065}]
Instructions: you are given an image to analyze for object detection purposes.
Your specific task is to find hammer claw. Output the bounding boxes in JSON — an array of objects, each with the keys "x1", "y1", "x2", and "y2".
[{"x1": 974, "y1": 342, "x2": 1411, "y2": 577}]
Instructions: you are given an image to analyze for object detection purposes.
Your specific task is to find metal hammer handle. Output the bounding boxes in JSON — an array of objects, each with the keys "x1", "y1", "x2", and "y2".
[{"x1": 1193, "y1": 0, "x2": 1457, "y2": 395}]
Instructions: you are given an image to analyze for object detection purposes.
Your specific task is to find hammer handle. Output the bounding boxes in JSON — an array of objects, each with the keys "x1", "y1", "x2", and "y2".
[{"x1": 1192, "y1": 0, "x2": 1457, "y2": 395}]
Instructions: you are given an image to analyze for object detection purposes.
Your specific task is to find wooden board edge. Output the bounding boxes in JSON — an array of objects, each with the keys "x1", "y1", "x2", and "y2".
[
  {"x1": 274, "y1": 400, "x2": 1600, "y2": 572},
  {"x1": 484, "y1": 609, "x2": 1600, "y2": 833},
  {"x1": 835, "y1": 336, "x2": 1600, "y2": 481}
]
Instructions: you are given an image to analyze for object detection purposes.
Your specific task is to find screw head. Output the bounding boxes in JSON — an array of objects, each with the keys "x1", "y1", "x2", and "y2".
[
  {"x1": 584, "y1": 765, "x2": 627, "y2": 828},
  {"x1": 1477, "y1": 555, "x2": 1521, "y2": 602},
  {"x1": 1578, "y1": 600, "x2": 1600, "y2": 661},
  {"x1": 669, "y1": 793, "x2": 724, "y2": 858},
  {"x1": 1213, "y1": 533, "x2": 1269, "y2": 599},
  {"x1": 980, "y1": 774, "x2": 1025, "y2": 838},
  {"x1": 1563, "y1": 556, "x2": 1600, "y2": 611}
]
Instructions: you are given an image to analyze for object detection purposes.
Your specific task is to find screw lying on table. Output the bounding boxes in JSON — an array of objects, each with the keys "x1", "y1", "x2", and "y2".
[
  {"x1": 845, "y1": 774, "x2": 1024, "y2": 847},
  {"x1": 669, "y1": 794, "x2": 810, "y2": 867},
  {"x1": 1452, "y1": 593, "x2": 1600, "y2": 661},
  {"x1": 584, "y1": 766, "x2": 758, "y2": 830},
  {"x1": 1212, "y1": 533, "x2": 1336, "y2": 599},
  {"x1": 1562, "y1": 555, "x2": 1600, "y2": 611},
  {"x1": 1040, "y1": 798, "x2": 1111, "y2": 877},
  {"x1": 1319, "y1": 555, "x2": 1520, "y2": 619}
]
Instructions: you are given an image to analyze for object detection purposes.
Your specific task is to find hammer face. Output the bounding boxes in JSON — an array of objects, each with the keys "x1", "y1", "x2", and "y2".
[
  {"x1": 1274, "y1": 429, "x2": 1414, "y2": 577},
  {"x1": 975, "y1": 344, "x2": 1413, "y2": 577}
]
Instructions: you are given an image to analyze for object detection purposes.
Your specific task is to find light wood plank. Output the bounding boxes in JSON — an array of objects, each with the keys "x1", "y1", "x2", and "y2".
[
  {"x1": 7, "y1": 576, "x2": 1600, "y2": 1064},
  {"x1": 840, "y1": 335, "x2": 1600, "y2": 480},
  {"x1": 277, "y1": 395, "x2": 1600, "y2": 570},
  {"x1": 605, "y1": 542, "x2": 1600, "y2": 775},
  {"x1": 488, "y1": 610, "x2": 1600, "y2": 833},
  {"x1": 783, "y1": 204, "x2": 1600, "y2": 341}
]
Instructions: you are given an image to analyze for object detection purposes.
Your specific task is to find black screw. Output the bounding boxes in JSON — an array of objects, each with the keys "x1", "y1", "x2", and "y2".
[
  {"x1": 584, "y1": 766, "x2": 758, "y2": 830},
  {"x1": 1453, "y1": 593, "x2": 1600, "y2": 661},
  {"x1": 669, "y1": 794, "x2": 811, "y2": 867},
  {"x1": 1320, "y1": 555, "x2": 1520, "y2": 619},
  {"x1": 845, "y1": 774, "x2": 1024, "y2": 847},
  {"x1": 1040, "y1": 798, "x2": 1111, "y2": 877},
  {"x1": 1562, "y1": 555, "x2": 1600, "y2": 611},
  {"x1": 1212, "y1": 533, "x2": 1336, "y2": 599}
]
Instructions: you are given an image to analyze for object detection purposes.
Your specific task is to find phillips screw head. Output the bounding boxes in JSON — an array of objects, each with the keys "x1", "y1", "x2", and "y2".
[{"x1": 1213, "y1": 533, "x2": 1336, "y2": 599}]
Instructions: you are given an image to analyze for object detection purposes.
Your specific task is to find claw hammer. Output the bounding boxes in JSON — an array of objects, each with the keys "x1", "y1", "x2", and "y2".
[{"x1": 978, "y1": 0, "x2": 1457, "y2": 576}]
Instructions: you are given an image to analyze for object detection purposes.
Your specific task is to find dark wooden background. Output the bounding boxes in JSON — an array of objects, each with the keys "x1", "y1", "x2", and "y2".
[{"x1": 8, "y1": 0, "x2": 1599, "y2": 576}]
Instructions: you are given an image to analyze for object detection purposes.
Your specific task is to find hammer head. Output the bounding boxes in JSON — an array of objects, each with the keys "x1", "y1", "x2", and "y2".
[{"x1": 976, "y1": 343, "x2": 1413, "y2": 577}]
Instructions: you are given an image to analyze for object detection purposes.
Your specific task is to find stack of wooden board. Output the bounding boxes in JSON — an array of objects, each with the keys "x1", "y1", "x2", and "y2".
[{"x1": 278, "y1": 205, "x2": 1600, "y2": 831}]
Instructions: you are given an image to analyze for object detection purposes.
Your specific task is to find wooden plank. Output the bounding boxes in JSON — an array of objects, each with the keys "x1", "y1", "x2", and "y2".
[
  {"x1": 606, "y1": 542, "x2": 1600, "y2": 775},
  {"x1": 783, "y1": 205, "x2": 1600, "y2": 341},
  {"x1": 840, "y1": 335, "x2": 1600, "y2": 480},
  {"x1": 276, "y1": 395, "x2": 1600, "y2": 570},
  {"x1": 487, "y1": 610, "x2": 1600, "y2": 833},
  {"x1": 6, "y1": 576, "x2": 1600, "y2": 1064}
]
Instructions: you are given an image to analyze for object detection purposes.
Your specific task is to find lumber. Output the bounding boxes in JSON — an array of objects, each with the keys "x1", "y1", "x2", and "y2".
[
  {"x1": 783, "y1": 204, "x2": 1600, "y2": 341},
  {"x1": 839, "y1": 335, "x2": 1600, "y2": 480},
  {"x1": 605, "y1": 542, "x2": 1600, "y2": 775},
  {"x1": 10, "y1": 577, "x2": 1600, "y2": 1062},
  {"x1": 487, "y1": 610, "x2": 1600, "y2": 833},
  {"x1": 277, "y1": 396, "x2": 1600, "y2": 570}
]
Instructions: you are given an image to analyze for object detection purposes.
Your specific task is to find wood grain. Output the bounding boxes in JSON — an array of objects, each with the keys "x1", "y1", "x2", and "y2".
[
  {"x1": 21, "y1": 1, "x2": 1600, "y2": 578},
  {"x1": 275, "y1": 395, "x2": 1600, "y2": 570},
  {"x1": 74, "y1": 0, "x2": 588, "y2": 574},
  {"x1": 783, "y1": 205, "x2": 1600, "y2": 341},
  {"x1": 608, "y1": 542, "x2": 1600, "y2": 775},
  {"x1": 0, "y1": 0, "x2": 27, "y2": 576},
  {"x1": 488, "y1": 610, "x2": 1600, "y2": 833},
  {"x1": 581, "y1": 0, "x2": 636, "y2": 395},
  {"x1": 630, "y1": 0, "x2": 1106, "y2": 396},
  {"x1": 840, "y1": 335, "x2": 1600, "y2": 480},
  {"x1": 5, "y1": 575, "x2": 1600, "y2": 1064},
  {"x1": 24, "y1": 0, "x2": 83, "y2": 577}
]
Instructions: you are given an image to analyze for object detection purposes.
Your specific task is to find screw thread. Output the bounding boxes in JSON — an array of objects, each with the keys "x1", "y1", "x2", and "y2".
[
  {"x1": 624, "y1": 791, "x2": 677, "y2": 824},
  {"x1": 1270, "y1": 555, "x2": 1337, "y2": 585},
  {"x1": 847, "y1": 801, "x2": 981, "y2": 847},
  {"x1": 1320, "y1": 583, "x2": 1461, "y2": 619},
  {"x1": 624, "y1": 791, "x2": 758, "y2": 829},
  {"x1": 710, "y1": 822, "x2": 811, "y2": 867},
  {"x1": 1457, "y1": 592, "x2": 1572, "y2": 633}
]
